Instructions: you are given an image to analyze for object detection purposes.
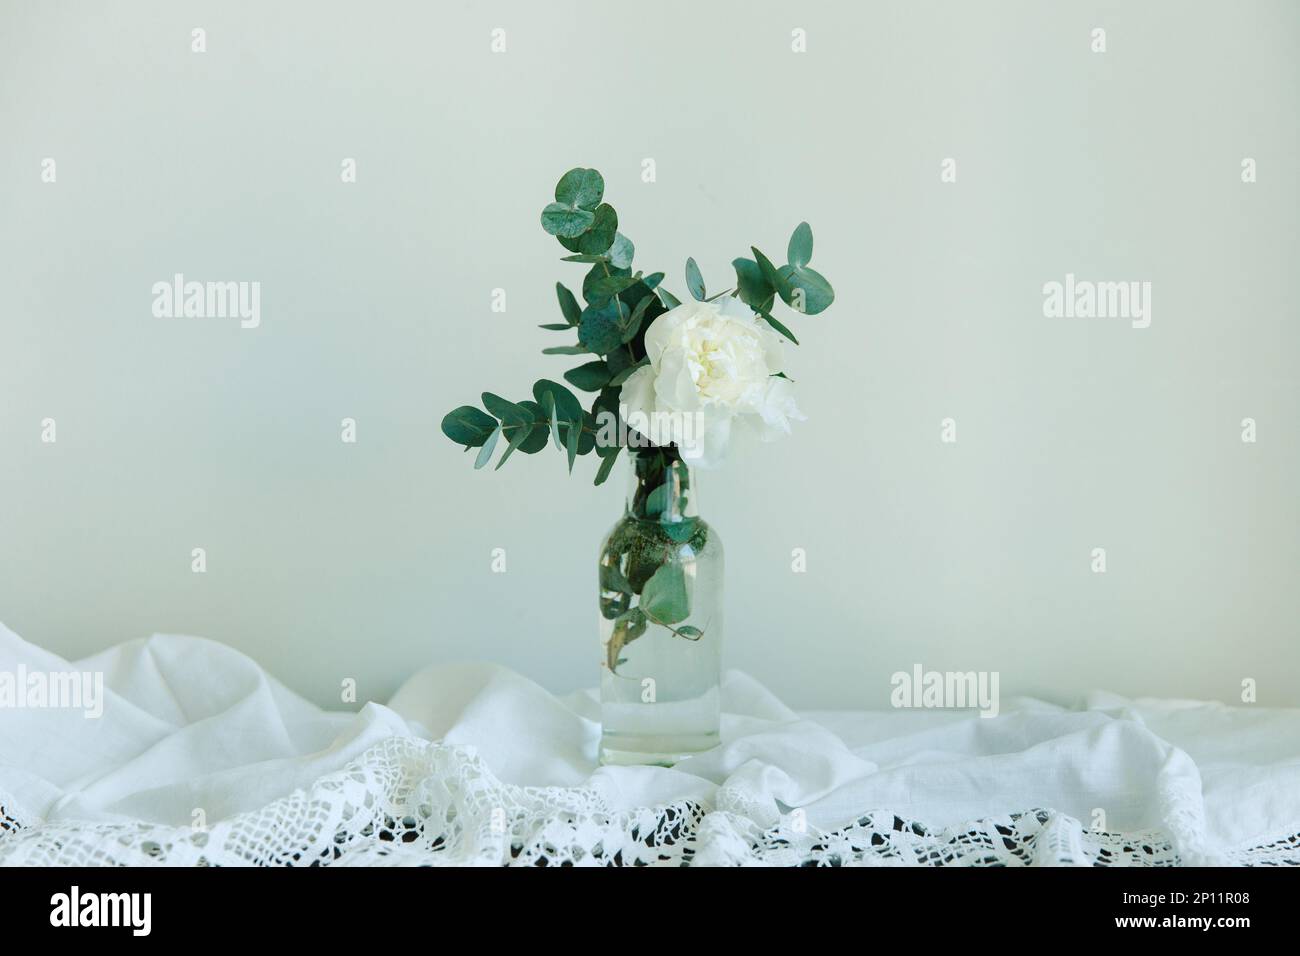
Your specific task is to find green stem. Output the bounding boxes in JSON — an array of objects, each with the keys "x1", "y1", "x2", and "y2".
[{"x1": 641, "y1": 607, "x2": 704, "y2": 641}]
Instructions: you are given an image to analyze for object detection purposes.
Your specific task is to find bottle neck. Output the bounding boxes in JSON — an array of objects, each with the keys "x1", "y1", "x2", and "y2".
[{"x1": 624, "y1": 447, "x2": 697, "y2": 523}]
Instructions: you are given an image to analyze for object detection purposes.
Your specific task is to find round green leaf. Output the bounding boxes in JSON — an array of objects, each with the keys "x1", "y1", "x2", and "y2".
[
  {"x1": 776, "y1": 264, "x2": 834, "y2": 315},
  {"x1": 532, "y1": 379, "x2": 583, "y2": 431},
  {"x1": 578, "y1": 299, "x2": 629, "y2": 354},
  {"x1": 605, "y1": 346, "x2": 634, "y2": 378},
  {"x1": 577, "y1": 204, "x2": 618, "y2": 255},
  {"x1": 554, "y1": 168, "x2": 604, "y2": 209},
  {"x1": 481, "y1": 392, "x2": 529, "y2": 426},
  {"x1": 590, "y1": 274, "x2": 640, "y2": 303},
  {"x1": 640, "y1": 563, "x2": 689, "y2": 625},
  {"x1": 441, "y1": 406, "x2": 497, "y2": 447},
  {"x1": 564, "y1": 360, "x2": 613, "y2": 392},
  {"x1": 515, "y1": 400, "x2": 550, "y2": 454},
  {"x1": 732, "y1": 257, "x2": 775, "y2": 308},
  {"x1": 541, "y1": 203, "x2": 595, "y2": 238},
  {"x1": 607, "y1": 233, "x2": 635, "y2": 270},
  {"x1": 582, "y1": 262, "x2": 634, "y2": 305}
]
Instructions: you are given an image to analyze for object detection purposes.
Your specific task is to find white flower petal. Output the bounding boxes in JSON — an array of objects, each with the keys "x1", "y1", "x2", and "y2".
[
  {"x1": 623, "y1": 296, "x2": 802, "y2": 467},
  {"x1": 618, "y1": 365, "x2": 656, "y2": 417}
]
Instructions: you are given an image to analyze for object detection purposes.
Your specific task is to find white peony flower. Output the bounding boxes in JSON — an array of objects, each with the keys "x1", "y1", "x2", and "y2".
[{"x1": 618, "y1": 295, "x2": 804, "y2": 468}]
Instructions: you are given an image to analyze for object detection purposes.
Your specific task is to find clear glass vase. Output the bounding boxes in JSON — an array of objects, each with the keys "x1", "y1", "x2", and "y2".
[{"x1": 597, "y1": 447, "x2": 724, "y2": 766}]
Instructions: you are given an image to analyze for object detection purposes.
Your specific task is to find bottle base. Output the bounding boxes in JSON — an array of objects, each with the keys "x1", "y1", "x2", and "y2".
[{"x1": 599, "y1": 731, "x2": 720, "y2": 767}]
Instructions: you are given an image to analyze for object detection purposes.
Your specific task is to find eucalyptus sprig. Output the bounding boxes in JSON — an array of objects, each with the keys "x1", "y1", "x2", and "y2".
[{"x1": 440, "y1": 167, "x2": 834, "y2": 484}]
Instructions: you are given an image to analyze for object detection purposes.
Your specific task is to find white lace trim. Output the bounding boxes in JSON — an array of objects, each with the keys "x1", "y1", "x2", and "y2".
[{"x1": 1, "y1": 737, "x2": 1296, "y2": 866}]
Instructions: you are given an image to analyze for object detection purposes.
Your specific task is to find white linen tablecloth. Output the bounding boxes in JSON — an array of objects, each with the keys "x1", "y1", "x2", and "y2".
[{"x1": 1, "y1": 623, "x2": 1298, "y2": 866}]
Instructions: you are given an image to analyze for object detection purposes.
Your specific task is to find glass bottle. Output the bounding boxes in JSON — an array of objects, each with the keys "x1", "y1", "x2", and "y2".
[{"x1": 597, "y1": 447, "x2": 724, "y2": 766}]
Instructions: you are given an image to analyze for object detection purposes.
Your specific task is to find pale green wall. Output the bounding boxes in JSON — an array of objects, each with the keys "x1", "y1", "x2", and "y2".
[{"x1": 1, "y1": 0, "x2": 1296, "y2": 707}]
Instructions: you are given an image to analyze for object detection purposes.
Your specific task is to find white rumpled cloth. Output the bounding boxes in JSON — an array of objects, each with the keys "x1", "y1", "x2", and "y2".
[{"x1": 1, "y1": 624, "x2": 1298, "y2": 866}]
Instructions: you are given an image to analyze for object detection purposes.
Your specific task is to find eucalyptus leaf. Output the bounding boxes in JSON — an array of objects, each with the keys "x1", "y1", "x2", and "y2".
[
  {"x1": 565, "y1": 418, "x2": 580, "y2": 472},
  {"x1": 645, "y1": 483, "x2": 669, "y2": 518},
  {"x1": 599, "y1": 586, "x2": 631, "y2": 621},
  {"x1": 515, "y1": 400, "x2": 550, "y2": 454},
  {"x1": 606, "y1": 607, "x2": 647, "y2": 671},
  {"x1": 591, "y1": 389, "x2": 622, "y2": 458},
  {"x1": 608, "y1": 357, "x2": 648, "y2": 386},
  {"x1": 685, "y1": 257, "x2": 706, "y2": 301},
  {"x1": 776, "y1": 263, "x2": 834, "y2": 315},
  {"x1": 578, "y1": 299, "x2": 631, "y2": 354},
  {"x1": 533, "y1": 379, "x2": 588, "y2": 462},
  {"x1": 732, "y1": 257, "x2": 775, "y2": 308},
  {"x1": 533, "y1": 379, "x2": 582, "y2": 425},
  {"x1": 540, "y1": 391, "x2": 560, "y2": 450},
  {"x1": 656, "y1": 286, "x2": 682, "y2": 309},
  {"x1": 586, "y1": 272, "x2": 641, "y2": 304},
  {"x1": 621, "y1": 295, "x2": 656, "y2": 345},
  {"x1": 554, "y1": 168, "x2": 604, "y2": 209},
  {"x1": 481, "y1": 392, "x2": 528, "y2": 425},
  {"x1": 607, "y1": 233, "x2": 635, "y2": 270},
  {"x1": 787, "y1": 221, "x2": 814, "y2": 268},
  {"x1": 577, "y1": 203, "x2": 618, "y2": 255},
  {"x1": 640, "y1": 563, "x2": 689, "y2": 625},
  {"x1": 635, "y1": 272, "x2": 664, "y2": 292},
  {"x1": 482, "y1": 394, "x2": 535, "y2": 468},
  {"x1": 540, "y1": 203, "x2": 594, "y2": 238},
  {"x1": 663, "y1": 517, "x2": 699, "y2": 542},
  {"x1": 441, "y1": 406, "x2": 497, "y2": 448},
  {"x1": 582, "y1": 262, "x2": 631, "y2": 304},
  {"x1": 474, "y1": 425, "x2": 501, "y2": 469},
  {"x1": 617, "y1": 273, "x2": 663, "y2": 316},
  {"x1": 574, "y1": 410, "x2": 597, "y2": 456},
  {"x1": 600, "y1": 562, "x2": 635, "y2": 595},
  {"x1": 494, "y1": 416, "x2": 535, "y2": 469},
  {"x1": 752, "y1": 246, "x2": 792, "y2": 299},
  {"x1": 556, "y1": 283, "x2": 582, "y2": 325},
  {"x1": 538, "y1": 323, "x2": 572, "y2": 331},
  {"x1": 564, "y1": 360, "x2": 612, "y2": 392},
  {"x1": 605, "y1": 346, "x2": 632, "y2": 378},
  {"x1": 541, "y1": 344, "x2": 588, "y2": 355},
  {"x1": 594, "y1": 447, "x2": 619, "y2": 486},
  {"x1": 757, "y1": 307, "x2": 800, "y2": 344}
]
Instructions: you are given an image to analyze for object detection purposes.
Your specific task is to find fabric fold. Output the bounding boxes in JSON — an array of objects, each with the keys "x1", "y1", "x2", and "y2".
[{"x1": 2, "y1": 625, "x2": 1298, "y2": 865}]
